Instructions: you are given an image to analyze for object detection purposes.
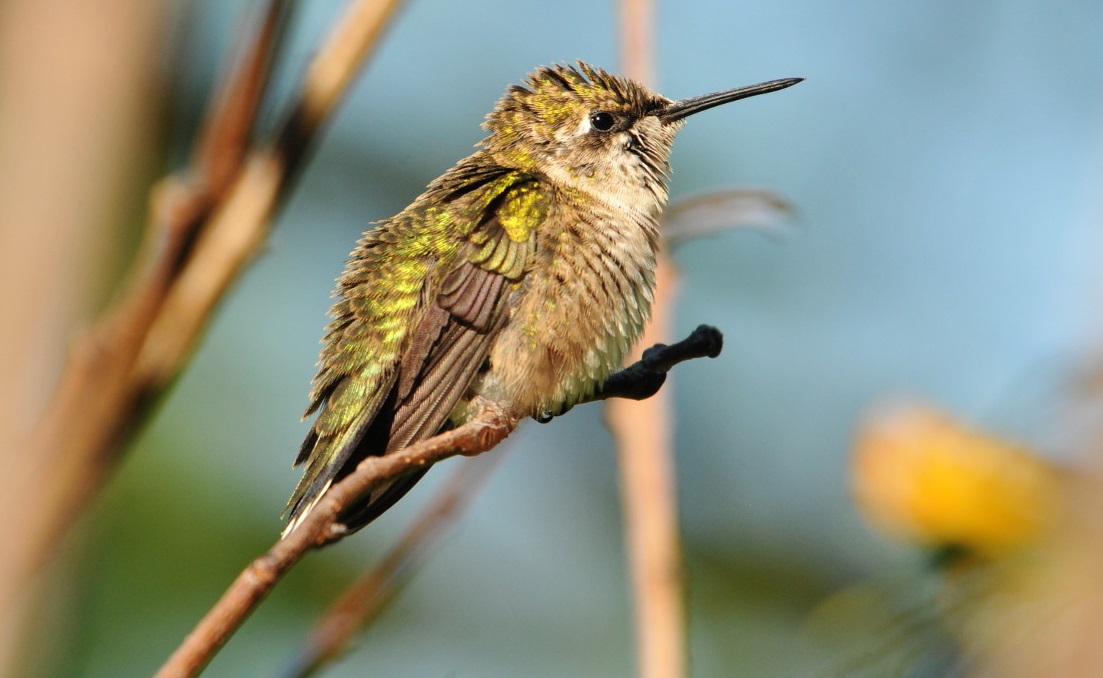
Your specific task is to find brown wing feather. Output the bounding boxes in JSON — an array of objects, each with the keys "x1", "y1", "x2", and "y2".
[
  {"x1": 313, "y1": 228, "x2": 530, "y2": 532},
  {"x1": 336, "y1": 278, "x2": 509, "y2": 528},
  {"x1": 284, "y1": 172, "x2": 543, "y2": 536}
]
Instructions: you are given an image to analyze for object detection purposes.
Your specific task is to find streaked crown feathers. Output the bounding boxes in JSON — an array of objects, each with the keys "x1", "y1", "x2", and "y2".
[{"x1": 482, "y1": 62, "x2": 671, "y2": 145}]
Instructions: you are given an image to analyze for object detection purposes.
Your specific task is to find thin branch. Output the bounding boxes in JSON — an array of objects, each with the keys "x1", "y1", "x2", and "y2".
[
  {"x1": 613, "y1": 0, "x2": 688, "y2": 676},
  {"x1": 591, "y1": 325, "x2": 723, "y2": 403},
  {"x1": 193, "y1": 0, "x2": 296, "y2": 196},
  {"x1": 545, "y1": 325, "x2": 724, "y2": 416},
  {"x1": 280, "y1": 454, "x2": 505, "y2": 678},
  {"x1": 8, "y1": 0, "x2": 290, "y2": 619},
  {"x1": 0, "y1": 2, "x2": 173, "y2": 670},
  {"x1": 620, "y1": 0, "x2": 653, "y2": 90},
  {"x1": 606, "y1": 264, "x2": 686, "y2": 678},
  {"x1": 12, "y1": 0, "x2": 403, "y2": 602},
  {"x1": 157, "y1": 401, "x2": 519, "y2": 678},
  {"x1": 158, "y1": 328, "x2": 722, "y2": 678},
  {"x1": 278, "y1": 0, "x2": 404, "y2": 176}
]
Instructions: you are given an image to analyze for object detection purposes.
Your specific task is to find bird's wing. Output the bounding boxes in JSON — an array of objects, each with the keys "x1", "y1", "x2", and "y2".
[{"x1": 284, "y1": 168, "x2": 544, "y2": 534}]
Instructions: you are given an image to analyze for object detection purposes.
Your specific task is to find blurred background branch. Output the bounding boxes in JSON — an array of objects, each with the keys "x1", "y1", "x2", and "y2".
[
  {"x1": 0, "y1": 0, "x2": 176, "y2": 669},
  {"x1": 4, "y1": 0, "x2": 287, "y2": 590},
  {"x1": 607, "y1": 1, "x2": 688, "y2": 676},
  {"x1": 280, "y1": 453, "x2": 505, "y2": 678},
  {"x1": 0, "y1": 0, "x2": 402, "y2": 673}
]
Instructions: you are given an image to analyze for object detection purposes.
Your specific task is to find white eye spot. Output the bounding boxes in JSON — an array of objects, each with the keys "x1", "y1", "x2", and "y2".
[{"x1": 575, "y1": 116, "x2": 592, "y2": 136}]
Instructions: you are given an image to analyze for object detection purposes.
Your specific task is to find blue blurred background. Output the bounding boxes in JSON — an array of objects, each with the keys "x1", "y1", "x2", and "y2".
[{"x1": 52, "y1": 0, "x2": 1103, "y2": 675}]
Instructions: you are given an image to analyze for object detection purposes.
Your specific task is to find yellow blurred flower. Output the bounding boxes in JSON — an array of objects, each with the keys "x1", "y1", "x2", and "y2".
[{"x1": 853, "y1": 405, "x2": 1062, "y2": 556}]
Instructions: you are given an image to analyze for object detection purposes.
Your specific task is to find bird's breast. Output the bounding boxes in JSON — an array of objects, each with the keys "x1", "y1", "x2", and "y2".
[{"x1": 476, "y1": 204, "x2": 659, "y2": 417}]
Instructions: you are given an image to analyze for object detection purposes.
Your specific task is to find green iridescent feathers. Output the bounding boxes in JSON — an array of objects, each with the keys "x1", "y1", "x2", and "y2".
[{"x1": 285, "y1": 162, "x2": 545, "y2": 532}]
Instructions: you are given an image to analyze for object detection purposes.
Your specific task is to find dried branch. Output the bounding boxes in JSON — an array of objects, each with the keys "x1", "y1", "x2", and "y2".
[
  {"x1": 155, "y1": 400, "x2": 518, "y2": 678},
  {"x1": 280, "y1": 454, "x2": 504, "y2": 678},
  {"x1": 3, "y1": 0, "x2": 403, "y2": 670},
  {"x1": 591, "y1": 325, "x2": 723, "y2": 403},
  {"x1": 612, "y1": 0, "x2": 687, "y2": 676},
  {"x1": 542, "y1": 324, "x2": 724, "y2": 416},
  {"x1": 271, "y1": 325, "x2": 722, "y2": 678},
  {"x1": 606, "y1": 265, "x2": 686, "y2": 678},
  {"x1": 0, "y1": 1, "x2": 174, "y2": 670},
  {"x1": 159, "y1": 328, "x2": 722, "y2": 678},
  {"x1": 277, "y1": 0, "x2": 404, "y2": 175},
  {"x1": 5, "y1": 0, "x2": 289, "y2": 628}
]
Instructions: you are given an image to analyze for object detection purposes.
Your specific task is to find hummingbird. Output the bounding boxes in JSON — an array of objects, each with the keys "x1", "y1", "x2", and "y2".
[{"x1": 283, "y1": 62, "x2": 800, "y2": 537}]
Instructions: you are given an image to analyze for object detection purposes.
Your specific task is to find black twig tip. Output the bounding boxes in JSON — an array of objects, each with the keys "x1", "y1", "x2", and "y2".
[{"x1": 574, "y1": 324, "x2": 725, "y2": 410}]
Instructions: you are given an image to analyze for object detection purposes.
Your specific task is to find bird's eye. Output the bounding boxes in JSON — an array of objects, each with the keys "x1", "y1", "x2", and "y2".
[{"x1": 589, "y1": 111, "x2": 616, "y2": 132}]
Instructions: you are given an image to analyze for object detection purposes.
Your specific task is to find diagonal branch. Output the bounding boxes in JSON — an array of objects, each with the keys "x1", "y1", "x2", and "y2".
[
  {"x1": 9, "y1": 0, "x2": 404, "y2": 597},
  {"x1": 157, "y1": 327, "x2": 723, "y2": 678},
  {"x1": 2, "y1": 0, "x2": 404, "y2": 671},
  {"x1": 280, "y1": 454, "x2": 505, "y2": 678},
  {"x1": 157, "y1": 400, "x2": 519, "y2": 678},
  {"x1": 6, "y1": 0, "x2": 290, "y2": 621}
]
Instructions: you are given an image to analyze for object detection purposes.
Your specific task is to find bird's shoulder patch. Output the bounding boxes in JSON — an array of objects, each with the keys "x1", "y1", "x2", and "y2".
[
  {"x1": 466, "y1": 177, "x2": 544, "y2": 280},
  {"x1": 496, "y1": 180, "x2": 547, "y2": 243}
]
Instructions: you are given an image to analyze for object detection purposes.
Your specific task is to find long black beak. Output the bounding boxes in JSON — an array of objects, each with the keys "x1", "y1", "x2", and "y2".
[{"x1": 659, "y1": 77, "x2": 803, "y2": 124}]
